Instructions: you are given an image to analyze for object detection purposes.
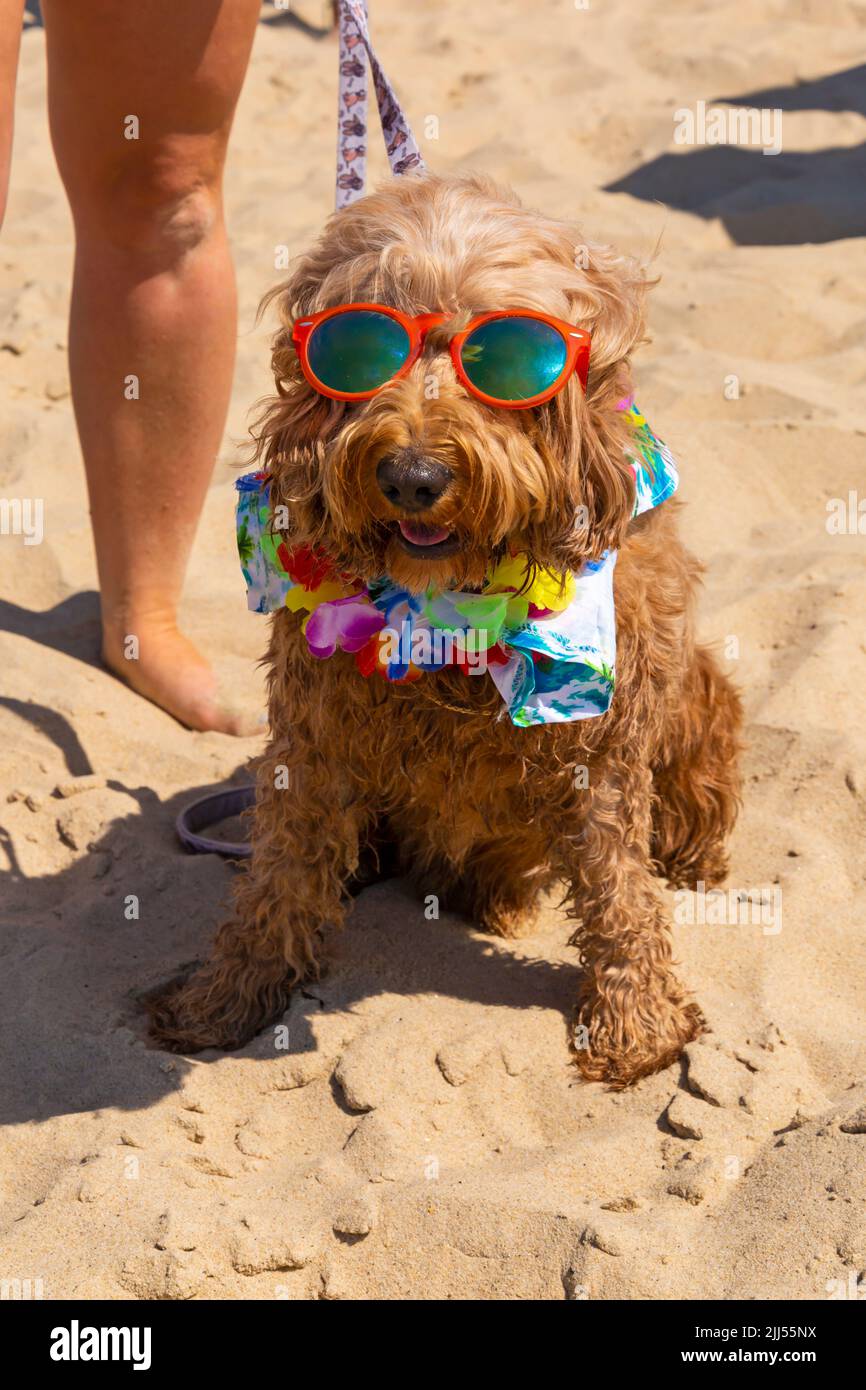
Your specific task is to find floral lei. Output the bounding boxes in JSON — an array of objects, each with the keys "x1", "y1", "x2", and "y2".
[{"x1": 237, "y1": 508, "x2": 577, "y2": 685}]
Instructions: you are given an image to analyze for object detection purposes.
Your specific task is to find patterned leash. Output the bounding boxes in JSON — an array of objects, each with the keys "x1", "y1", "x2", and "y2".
[{"x1": 335, "y1": 0, "x2": 425, "y2": 208}]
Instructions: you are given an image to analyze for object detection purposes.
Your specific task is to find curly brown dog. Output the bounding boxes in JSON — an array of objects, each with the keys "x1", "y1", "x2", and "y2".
[{"x1": 149, "y1": 173, "x2": 742, "y2": 1087}]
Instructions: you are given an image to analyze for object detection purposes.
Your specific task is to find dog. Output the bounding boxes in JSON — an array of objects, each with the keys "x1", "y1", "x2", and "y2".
[{"x1": 148, "y1": 172, "x2": 742, "y2": 1087}]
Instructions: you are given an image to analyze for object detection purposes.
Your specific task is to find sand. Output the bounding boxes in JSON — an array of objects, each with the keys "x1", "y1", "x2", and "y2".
[{"x1": 1, "y1": 0, "x2": 865, "y2": 1300}]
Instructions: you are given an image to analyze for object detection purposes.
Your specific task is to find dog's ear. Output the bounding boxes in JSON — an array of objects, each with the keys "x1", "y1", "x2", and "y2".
[
  {"x1": 533, "y1": 241, "x2": 651, "y2": 571},
  {"x1": 248, "y1": 264, "x2": 344, "y2": 547}
]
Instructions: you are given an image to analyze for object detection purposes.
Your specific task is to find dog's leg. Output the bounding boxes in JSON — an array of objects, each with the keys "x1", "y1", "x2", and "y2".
[
  {"x1": 147, "y1": 728, "x2": 367, "y2": 1053},
  {"x1": 652, "y1": 644, "x2": 742, "y2": 889},
  {"x1": 567, "y1": 757, "x2": 703, "y2": 1088},
  {"x1": 438, "y1": 836, "x2": 554, "y2": 938}
]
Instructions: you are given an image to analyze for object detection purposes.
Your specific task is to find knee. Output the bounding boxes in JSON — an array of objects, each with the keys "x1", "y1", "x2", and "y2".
[{"x1": 66, "y1": 149, "x2": 223, "y2": 261}]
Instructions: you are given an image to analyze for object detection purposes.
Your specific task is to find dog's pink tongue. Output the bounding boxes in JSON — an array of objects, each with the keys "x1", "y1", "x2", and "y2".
[{"x1": 398, "y1": 521, "x2": 451, "y2": 546}]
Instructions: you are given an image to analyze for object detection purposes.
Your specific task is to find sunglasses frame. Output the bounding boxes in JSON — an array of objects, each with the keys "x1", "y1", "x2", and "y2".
[{"x1": 291, "y1": 303, "x2": 591, "y2": 410}]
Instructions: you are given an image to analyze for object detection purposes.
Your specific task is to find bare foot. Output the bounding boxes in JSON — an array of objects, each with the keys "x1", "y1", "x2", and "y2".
[{"x1": 102, "y1": 620, "x2": 263, "y2": 736}]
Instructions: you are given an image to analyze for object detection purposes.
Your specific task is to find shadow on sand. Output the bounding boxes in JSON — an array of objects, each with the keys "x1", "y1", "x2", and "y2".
[{"x1": 606, "y1": 65, "x2": 866, "y2": 246}]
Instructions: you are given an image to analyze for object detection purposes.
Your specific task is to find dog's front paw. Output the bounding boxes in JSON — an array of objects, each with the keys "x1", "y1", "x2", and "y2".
[
  {"x1": 572, "y1": 977, "x2": 704, "y2": 1089},
  {"x1": 145, "y1": 964, "x2": 290, "y2": 1055}
]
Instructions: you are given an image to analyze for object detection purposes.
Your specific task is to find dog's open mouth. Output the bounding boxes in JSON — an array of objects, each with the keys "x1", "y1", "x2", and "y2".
[{"x1": 395, "y1": 520, "x2": 461, "y2": 558}]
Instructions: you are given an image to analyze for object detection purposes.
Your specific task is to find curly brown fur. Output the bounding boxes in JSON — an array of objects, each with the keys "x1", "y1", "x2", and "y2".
[{"x1": 147, "y1": 173, "x2": 742, "y2": 1086}]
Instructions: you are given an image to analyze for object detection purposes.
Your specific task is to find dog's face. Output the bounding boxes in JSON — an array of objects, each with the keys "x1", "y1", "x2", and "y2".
[{"x1": 255, "y1": 174, "x2": 648, "y2": 592}]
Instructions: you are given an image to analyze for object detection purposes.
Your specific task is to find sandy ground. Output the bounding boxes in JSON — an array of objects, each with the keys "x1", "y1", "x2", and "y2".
[{"x1": 1, "y1": 0, "x2": 865, "y2": 1300}]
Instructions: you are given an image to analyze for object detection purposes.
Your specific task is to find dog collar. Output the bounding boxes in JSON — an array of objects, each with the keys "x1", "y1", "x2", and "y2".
[{"x1": 235, "y1": 401, "x2": 678, "y2": 726}]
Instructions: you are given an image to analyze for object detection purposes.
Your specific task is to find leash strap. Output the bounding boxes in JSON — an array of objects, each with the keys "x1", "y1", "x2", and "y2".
[{"x1": 335, "y1": 0, "x2": 425, "y2": 209}]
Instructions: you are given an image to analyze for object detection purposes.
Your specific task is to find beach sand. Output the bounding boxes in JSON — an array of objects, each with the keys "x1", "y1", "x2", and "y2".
[{"x1": 1, "y1": 0, "x2": 865, "y2": 1299}]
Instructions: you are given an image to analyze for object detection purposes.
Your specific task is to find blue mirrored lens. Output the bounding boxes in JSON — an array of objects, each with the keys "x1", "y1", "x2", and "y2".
[
  {"x1": 460, "y1": 317, "x2": 567, "y2": 400},
  {"x1": 307, "y1": 310, "x2": 410, "y2": 394}
]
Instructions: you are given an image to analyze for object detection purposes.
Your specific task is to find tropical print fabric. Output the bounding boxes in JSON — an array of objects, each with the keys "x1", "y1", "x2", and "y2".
[
  {"x1": 235, "y1": 403, "x2": 678, "y2": 726},
  {"x1": 620, "y1": 395, "x2": 680, "y2": 516}
]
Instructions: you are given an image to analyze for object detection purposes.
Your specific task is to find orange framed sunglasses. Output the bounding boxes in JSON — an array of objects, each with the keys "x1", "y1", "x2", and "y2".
[{"x1": 291, "y1": 303, "x2": 591, "y2": 410}]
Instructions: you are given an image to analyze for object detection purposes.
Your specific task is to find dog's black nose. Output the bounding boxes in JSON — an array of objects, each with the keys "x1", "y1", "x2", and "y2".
[{"x1": 376, "y1": 449, "x2": 452, "y2": 511}]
